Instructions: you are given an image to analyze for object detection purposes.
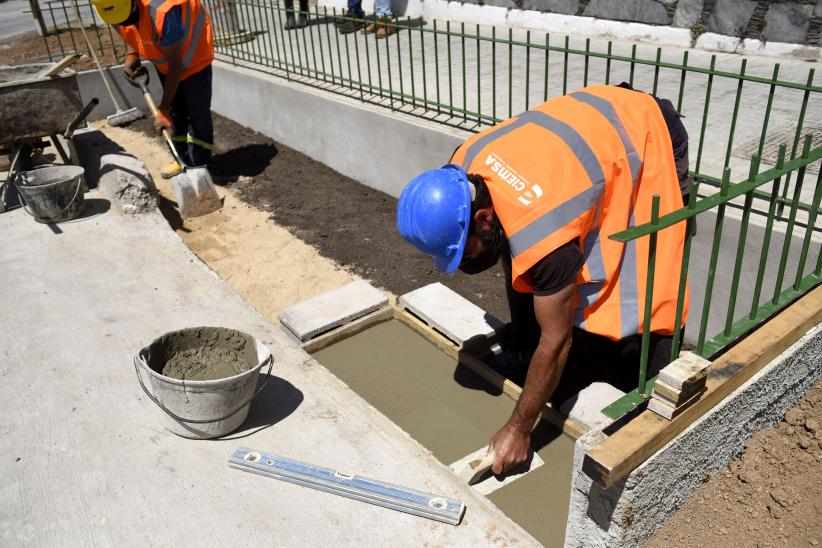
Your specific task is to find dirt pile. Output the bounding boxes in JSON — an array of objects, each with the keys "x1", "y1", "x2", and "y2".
[{"x1": 647, "y1": 378, "x2": 822, "y2": 547}]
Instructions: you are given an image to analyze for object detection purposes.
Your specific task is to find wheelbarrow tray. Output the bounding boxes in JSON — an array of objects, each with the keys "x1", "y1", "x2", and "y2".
[{"x1": 0, "y1": 63, "x2": 83, "y2": 144}]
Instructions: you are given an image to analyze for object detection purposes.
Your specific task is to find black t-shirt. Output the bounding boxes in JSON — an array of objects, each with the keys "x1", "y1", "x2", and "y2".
[{"x1": 528, "y1": 239, "x2": 585, "y2": 295}]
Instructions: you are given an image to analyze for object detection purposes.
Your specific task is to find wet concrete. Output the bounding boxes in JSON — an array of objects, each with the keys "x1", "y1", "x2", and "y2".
[
  {"x1": 147, "y1": 327, "x2": 258, "y2": 381},
  {"x1": 312, "y1": 319, "x2": 576, "y2": 547}
]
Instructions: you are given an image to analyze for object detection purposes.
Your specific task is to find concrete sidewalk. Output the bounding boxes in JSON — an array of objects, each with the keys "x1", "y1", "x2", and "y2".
[{"x1": 0, "y1": 197, "x2": 535, "y2": 546}]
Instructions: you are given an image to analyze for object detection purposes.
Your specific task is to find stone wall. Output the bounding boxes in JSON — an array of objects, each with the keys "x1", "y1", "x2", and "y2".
[{"x1": 459, "y1": 0, "x2": 822, "y2": 46}]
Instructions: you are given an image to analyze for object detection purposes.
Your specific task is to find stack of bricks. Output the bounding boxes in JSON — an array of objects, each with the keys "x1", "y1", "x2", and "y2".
[{"x1": 648, "y1": 352, "x2": 712, "y2": 420}]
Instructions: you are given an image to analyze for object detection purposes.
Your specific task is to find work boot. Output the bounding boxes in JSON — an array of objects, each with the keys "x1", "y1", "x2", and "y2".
[
  {"x1": 362, "y1": 19, "x2": 378, "y2": 33},
  {"x1": 297, "y1": 12, "x2": 308, "y2": 28},
  {"x1": 284, "y1": 13, "x2": 298, "y2": 30},
  {"x1": 375, "y1": 16, "x2": 396, "y2": 38},
  {"x1": 338, "y1": 16, "x2": 364, "y2": 34},
  {"x1": 161, "y1": 160, "x2": 183, "y2": 180},
  {"x1": 334, "y1": 9, "x2": 352, "y2": 27}
]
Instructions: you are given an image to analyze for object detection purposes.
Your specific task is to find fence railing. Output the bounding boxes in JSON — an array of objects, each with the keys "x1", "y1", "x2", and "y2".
[{"x1": 601, "y1": 140, "x2": 822, "y2": 419}]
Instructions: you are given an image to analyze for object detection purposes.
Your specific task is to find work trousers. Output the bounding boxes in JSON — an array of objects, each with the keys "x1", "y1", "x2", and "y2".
[
  {"x1": 157, "y1": 64, "x2": 214, "y2": 166},
  {"x1": 284, "y1": 0, "x2": 308, "y2": 14}
]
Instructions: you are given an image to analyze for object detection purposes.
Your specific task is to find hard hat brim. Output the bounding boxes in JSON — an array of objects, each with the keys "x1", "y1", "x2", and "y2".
[{"x1": 432, "y1": 173, "x2": 471, "y2": 273}]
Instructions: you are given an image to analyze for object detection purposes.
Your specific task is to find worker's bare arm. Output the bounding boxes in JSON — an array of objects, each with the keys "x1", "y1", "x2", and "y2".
[
  {"x1": 489, "y1": 282, "x2": 575, "y2": 475},
  {"x1": 157, "y1": 41, "x2": 183, "y2": 112}
]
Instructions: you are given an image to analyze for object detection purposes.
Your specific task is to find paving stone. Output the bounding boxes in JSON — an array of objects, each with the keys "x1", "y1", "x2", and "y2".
[
  {"x1": 706, "y1": 0, "x2": 757, "y2": 36},
  {"x1": 398, "y1": 282, "x2": 505, "y2": 347},
  {"x1": 558, "y1": 382, "x2": 625, "y2": 431},
  {"x1": 278, "y1": 280, "x2": 389, "y2": 342},
  {"x1": 98, "y1": 153, "x2": 158, "y2": 215},
  {"x1": 763, "y1": 3, "x2": 814, "y2": 45},
  {"x1": 672, "y1": 0, "x2": 704, "y2": 28},
  {"x1": 583, "y1": 0, "x2": 671, "y2": 25},
  {"x1": 519, "y1": 0, "x2": 578, "y2": 14}
]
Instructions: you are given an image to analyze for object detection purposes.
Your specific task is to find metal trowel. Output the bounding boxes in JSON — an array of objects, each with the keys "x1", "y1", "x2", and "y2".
[{"x1": 126, "y1": 67, "x2": 221, "y2": 218}]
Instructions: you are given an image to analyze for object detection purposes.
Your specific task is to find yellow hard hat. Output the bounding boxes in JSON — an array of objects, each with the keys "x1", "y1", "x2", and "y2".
[{"x1": 92, "y1": 0, "x2": 132, "y2": 24}]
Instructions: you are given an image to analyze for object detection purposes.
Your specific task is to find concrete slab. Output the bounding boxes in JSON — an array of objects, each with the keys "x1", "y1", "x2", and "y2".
[
  {"x1": 398, "y1": 282, "x2": 505, "y2": 348},
  {"x1": 278, "y1": 280, "x2": 389, "y2": 342},
  {"x1": 559, "y1": 382, "x2": 626, "y2": 431},
  {"x1": 0, "y1": 200, "x2": 535, "y2": 546}
]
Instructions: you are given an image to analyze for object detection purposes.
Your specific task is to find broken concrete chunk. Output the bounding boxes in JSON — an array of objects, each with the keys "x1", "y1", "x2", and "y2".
[
  {"x1": 278, "y1": 280, "x2": 388, "y2": 343},
  {"x1": 559, "y1": 382, "x2": 625, "y2": 431},
  {"x1": 657, "y1": 351, "x2": 711, "y2": 390},
  {"x1": 398, "y1": 282, "x2": 505, "y2": 348},
  {"x1": 98, "y1": 153, "x2": 158, "y2": 214}
]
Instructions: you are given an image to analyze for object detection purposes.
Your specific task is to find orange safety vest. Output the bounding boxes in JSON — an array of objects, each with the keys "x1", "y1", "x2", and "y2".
[
  {"x1": 118, "y1": 0, "x2": 214, "y2": 81},
  {"x1": 451, "y1": 85, "x2": 689, "y2": 340}
]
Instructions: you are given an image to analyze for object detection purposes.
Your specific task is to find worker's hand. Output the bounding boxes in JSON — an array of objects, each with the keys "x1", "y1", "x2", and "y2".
[
  {"x1": 489, "y1": 422, "x2": 531, "y2": 476},
  {"x1": 123, "y1": 52, "x2": 141, "y2": 79},
  {"x1": 153, "y1": 108, "x2": 173, "y2": 135}
]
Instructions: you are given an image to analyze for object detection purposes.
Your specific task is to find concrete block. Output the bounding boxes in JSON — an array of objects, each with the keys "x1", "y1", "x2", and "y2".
[
  {"x1": 583, "y1": 0, "x2": 671, "y2": 25},
  {"x1": 98, "y1": 153, "x2": 158, "y2": 214},
  {"x1": 449, "y1": 446, "x2": 545, "y2": 496},
  {"x1": 558, "y1": 382, "x2": 624, "y2": 431},
  {"x1": 278, "y1": 280, "x2": 389, "y2": 342},
  {"x1": 763, "y1": 3, "x2": 814, "y2": 45},
  {"x1": 706, "y1": 0, "x2": 756, "y2": 36},
  {"x1": 398, "y1": 282, "x2": 505, "y2": 347},
  {"x1": 672, "y1": 0, "x2": 703, "y2": 28},
  {"x1": 70, "y1": 127, "x2": 124, "y2": 188}
]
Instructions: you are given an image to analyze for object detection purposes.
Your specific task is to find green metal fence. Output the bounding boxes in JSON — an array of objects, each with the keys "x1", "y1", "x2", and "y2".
[{"x1": 30, "y1": 0, "x2": 125, "y2": 62}]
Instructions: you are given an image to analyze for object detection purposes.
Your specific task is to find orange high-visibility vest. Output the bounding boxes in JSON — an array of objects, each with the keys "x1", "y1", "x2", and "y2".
[
  {"x1": 118, "y1": 0, "x2": 214, "y2": 81},
  {"x1": 451, "y1": 85, "x2": 689, "y2": 340}
]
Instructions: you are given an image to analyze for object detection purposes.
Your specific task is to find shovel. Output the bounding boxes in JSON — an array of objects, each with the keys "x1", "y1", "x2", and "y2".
[{"x1": 126, "y1": 67, "x2": 221, "y2": 218}]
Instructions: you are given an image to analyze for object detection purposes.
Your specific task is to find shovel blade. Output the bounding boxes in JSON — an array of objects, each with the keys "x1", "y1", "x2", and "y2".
[{"x1": 170, "y1": 168, "x2": 221, "y2": 218}]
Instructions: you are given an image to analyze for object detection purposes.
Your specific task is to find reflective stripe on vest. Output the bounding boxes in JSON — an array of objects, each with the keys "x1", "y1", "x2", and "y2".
[{"x1": 182, "y1": 2, "x2": 207, "y2": 70}]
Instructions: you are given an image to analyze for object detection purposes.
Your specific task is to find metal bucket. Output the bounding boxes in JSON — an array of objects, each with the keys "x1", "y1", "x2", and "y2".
[
  {"x1": 16, "y1": 165, "x2": 86, "y2": 223},
  {"x1": 134, "y1": 327, "x2": 273, "y2": 439}
]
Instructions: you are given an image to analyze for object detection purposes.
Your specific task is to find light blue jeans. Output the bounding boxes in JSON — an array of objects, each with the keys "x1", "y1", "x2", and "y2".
[{"x1": 374, "y1": 0, "x2": 392, "y2": 17}]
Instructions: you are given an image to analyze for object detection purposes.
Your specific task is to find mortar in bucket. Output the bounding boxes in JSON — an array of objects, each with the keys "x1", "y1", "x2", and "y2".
[
  {"x1": 134, "y1": 327, "x2": 273, "y2": 439},
  {"x1": 15, "y1": 165, "x2": 86, "y2": 223}
]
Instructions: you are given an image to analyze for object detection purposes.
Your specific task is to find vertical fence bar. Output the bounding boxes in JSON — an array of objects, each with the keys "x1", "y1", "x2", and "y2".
[
  {"x1": 447, "y1": 21, "x2": 453, "y2": 117},
  {"x1": 794, "y1": 169, "x2": 822, "y2": 288},
  {"x1": 773, "y1": 135, "x2": 813, "y2": 304},
  {"x1": 343, "y1": 25, "x2": 352, "y2": 88},
  {"x1": 694, "y1": 55, "x2": 716, "y2": 177},
  {"x1": 676, "y1": 51, "x2": 688, "y2": 113},
  {"x1": 750, "y1": 145, "x2": 787, "y2": 318},
  {"x1": 723, "y1": 155, "x2": 760, "y2": 336},
  {"x1": 629, "y1": 44, "x2": 636, "y2": 87},
  {"x1": 779, "y1": 68, "x2": 814, "y2": 217},
  {"x1": 723, "y1": 59, "x2": 747, "y2": 170},
  {"x1": 507, "y1": 28, "x2": 512, "y2": 118},
  {"x1": 354, "y1": 20, "x2": 364, "y2": 98},
  {"x1": 334, "y1": 11, "x2": 344, "y2": 86},
  {"x1": 408, "y1": 18, "x2": 416, "y2": 108},
  {"x1": 264, "y1": 2, "x2": 279, "y2": 69},
  {"x1": 397, "y1": 19, "x2": 405, "y2": 108},
  {"x1": 476, "y1": 24, "x2": 481, "y2": 124},
  {"x1": 671, "y1": 183, "x2": 698, "y2": 361},
  {"x1": 652, "y1": 47, "x2": 661, "y2": 96},
  {"x1": 385, "y1": 18, "x2": 394, "y2": 108},
  {"x1": 323, "y1": 8, "x2": 335, "y2": 83},
  {"x1": 314, "y1": 6, "x2": 325, "y2": 81},
  {"x1": 47, "y1": 4, "x2": 65, "y2": 57},
  {"x1": 605, "y1": 41, "x2": 612, "y2": 85},
  {"x1": 363, "y1": 13, "x2": 373, "y2": 92},
  {"x1": 525, "y1": 31, "x2": 531, "y2": 111},
  {"x1": 461, "y1": 22, "x2": 466, "y2": 121},
  {"x1": 60, "y1": 0, "x2": 80, "y2": 53},
  {"x1": 307, "y1": 10, "x2": 319, "y2": 78},
  {"x1": 583, "y1": 38, "x2": 589, "y2": 87},
  {"x1": 543, "y1": 33, "x2": 549, "y2": 101},
  {"x1": 562, "y1": 36, "x2": 568, "y2": 95},
  {"x1": 420, "y1": 24, "x2": 427, "y2": 108},
  {"x1": 756, "y1": 64, "x2": 780, "y2": 159},
  {"x1": 638, "y1": 195, "x2": 661, "y2": 396},
  {"x1": 285, "y1": 4, "x2": 298, "y2": 76},
  {"x1": 434, "y1": 20, "x2": 441, "y2": 114},
  {"x1": 696, "y1": 167, "x2": 731, "y2": 355},
  {"x1": 85, "y1": 0, "x2": 105, "y2": 55},
  {"x1": 491, "y1": 26, "x2": 496, "y2": 121}
]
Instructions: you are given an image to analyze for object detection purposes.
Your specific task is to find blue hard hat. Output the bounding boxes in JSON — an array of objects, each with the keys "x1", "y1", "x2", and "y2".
[{"x1": 396, "y1": 164, "x2": 472, "y2": 273}]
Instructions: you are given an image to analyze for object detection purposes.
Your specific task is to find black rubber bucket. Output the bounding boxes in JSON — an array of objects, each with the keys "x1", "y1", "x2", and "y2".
[{"x1": 16, "y1": 165, "x2": 85, "y2": 223}]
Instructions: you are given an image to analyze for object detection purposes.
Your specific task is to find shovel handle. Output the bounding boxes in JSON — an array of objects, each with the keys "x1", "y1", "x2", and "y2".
[{"x1": 129, "y1": 68, "x2": 188, "y2": 168}]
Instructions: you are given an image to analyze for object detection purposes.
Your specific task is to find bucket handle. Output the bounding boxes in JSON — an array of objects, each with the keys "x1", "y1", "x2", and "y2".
[
  {"x1": 13, "y1": 170, "x2": 84, "y2": 223},
  {"x1": 133, "y1": 353, "x2": 273, "y2": 424}
]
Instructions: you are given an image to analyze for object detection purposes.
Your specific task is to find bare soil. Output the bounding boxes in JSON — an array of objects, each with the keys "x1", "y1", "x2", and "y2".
[
  {"x1": 0, "y1": 29, "x2": 121, "y2": 70},
  {"x1": 647, "y1": 378, "x2": 822, "y2": 548}
]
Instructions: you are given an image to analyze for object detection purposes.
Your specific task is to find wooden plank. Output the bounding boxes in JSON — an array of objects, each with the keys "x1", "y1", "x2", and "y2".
[
  {"x1": 583, "y1": 283, "x2": 822, "y2": 488},
  {"x1": 395, "y1": 308, "x2": 588, "y2": 439},
  {"x1": 301, "y1": 306, "x2": 394, "y2": 353}
]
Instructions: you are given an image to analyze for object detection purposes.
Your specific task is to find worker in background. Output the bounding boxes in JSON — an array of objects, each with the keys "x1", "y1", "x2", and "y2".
[
  {"x1": 92, "y1": 0, "x2": 216, "y2": 179},
  {"x1": 397, "y1": 84, "x2": 691, "y2": 475}
]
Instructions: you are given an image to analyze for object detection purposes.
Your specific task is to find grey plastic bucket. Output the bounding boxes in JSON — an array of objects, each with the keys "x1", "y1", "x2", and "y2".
[
  {"x1": 16, "y1": 165, "x2": 85, "y2": 223},
  {"x1": 134, "y1": 327, "x2": 273, "y2": 439}
]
